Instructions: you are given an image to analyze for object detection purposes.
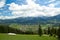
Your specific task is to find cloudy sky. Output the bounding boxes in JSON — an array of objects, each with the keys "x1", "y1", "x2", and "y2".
[{"x1": 0, "y1": 0, "x2": 60, "y2": 19}]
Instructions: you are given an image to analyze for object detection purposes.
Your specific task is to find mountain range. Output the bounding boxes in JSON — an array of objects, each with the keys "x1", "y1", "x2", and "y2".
[{"x1": 0, "y1": 14, "x2": 60, "y2": 25}]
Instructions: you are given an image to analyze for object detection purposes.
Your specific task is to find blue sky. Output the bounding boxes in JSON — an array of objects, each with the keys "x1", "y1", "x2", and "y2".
[
  {"x1": 6, "y1": 0, "x2": 27, "y2": 5},
  {"x1": 0, "y1": 0, "x2": 60, "y2": 19}
]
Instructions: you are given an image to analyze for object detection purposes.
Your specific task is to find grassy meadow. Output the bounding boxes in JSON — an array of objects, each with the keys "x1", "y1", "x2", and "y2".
[{"x1": 0, "y1": 33, "x2": 57, "y2": 40}]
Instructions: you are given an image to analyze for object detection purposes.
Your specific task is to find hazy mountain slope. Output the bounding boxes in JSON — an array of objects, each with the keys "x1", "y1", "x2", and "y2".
[{"x1": 0, "y1": 15, "x2": 60, "y2": 24}]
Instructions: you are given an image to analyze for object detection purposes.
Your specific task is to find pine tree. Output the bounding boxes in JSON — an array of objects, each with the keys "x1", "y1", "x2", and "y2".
[
  {"x1": 57, "y1": 27, "x2": 60, "y2": 40},
  {"x1": 38, "y1": 25, "x2": 43, "y2": 36},
  {"x1": 47, "y1": 27, "x2": 51, "y2": 34},
  {"x1": 51, "y1": 27, "x2": 56, "y2": 37}
]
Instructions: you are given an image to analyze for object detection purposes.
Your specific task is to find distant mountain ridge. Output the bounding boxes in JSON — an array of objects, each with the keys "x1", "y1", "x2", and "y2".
[{"x1": 0, "y1": 15, "x2": 60, "y2": 24}]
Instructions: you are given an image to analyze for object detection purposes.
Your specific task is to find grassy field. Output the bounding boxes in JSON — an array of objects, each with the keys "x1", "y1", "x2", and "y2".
[{"x1": 0, "y1": 33, "x2": 57, "y2": 40}]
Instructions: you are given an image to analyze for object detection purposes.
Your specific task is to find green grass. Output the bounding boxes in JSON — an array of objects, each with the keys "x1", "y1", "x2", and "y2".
[{"x1": 0, "y1": 33, "x2": 57, "y2": 40}]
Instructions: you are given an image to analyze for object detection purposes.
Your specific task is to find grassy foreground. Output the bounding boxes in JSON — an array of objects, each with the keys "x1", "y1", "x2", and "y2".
[{"x1": 0, "y1": 33, "x2": 57, "y2": 40}]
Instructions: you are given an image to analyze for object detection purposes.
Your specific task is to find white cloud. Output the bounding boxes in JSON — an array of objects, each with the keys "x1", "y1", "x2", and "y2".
[
  {"x1": 0, "y1": 16, "x2": 20, "y2": 19},
  {"x1": 44, "y1": 0, "x2": 55, "y2": 4},
  {"x1": 49, "y1": 0, "x2": 55, "y2": 3},
  {"x1": 5, "y1": 0, "x2": 60, "y2": 19},
  {"x1": 48, "y1": 3, "x2": 55, "y2": 8},
  {"x1": 0, "y1": 0, "x2": 6, "y2": 8}
]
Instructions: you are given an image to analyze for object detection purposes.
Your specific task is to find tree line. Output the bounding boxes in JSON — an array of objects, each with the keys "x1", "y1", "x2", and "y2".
[{"x1": 38, "y1": 24, "x2": 60, "y2": 40}]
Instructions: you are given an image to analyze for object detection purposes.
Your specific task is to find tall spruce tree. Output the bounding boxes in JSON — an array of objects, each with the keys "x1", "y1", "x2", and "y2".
[
  {"x1": 57, "y1": 27, "x2": 60, "y2": 40},
  {"x1": 48, "y1": 27, "x2": 51, "y2": 34},
  {"x1": 51, "y1": 27, "x2": 56, "y2": 37},
  {"x1": 38, "y1": 25, "x2": 43, "y2": 36}
]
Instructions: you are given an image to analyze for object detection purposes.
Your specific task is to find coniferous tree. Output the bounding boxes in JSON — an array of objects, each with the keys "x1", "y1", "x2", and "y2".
[
  {"x1": 57, "y1": 27, "x2": 60, "y2": 40},
  {"x1": 38, "y1": 25, "x2": 43, "y2": 36},
  {"x1": 51, "y1": 27, "x2": 56, "y2": 37},
  {"x1": 47, "y1": 27, "x2": 51, "y2": 35}
]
